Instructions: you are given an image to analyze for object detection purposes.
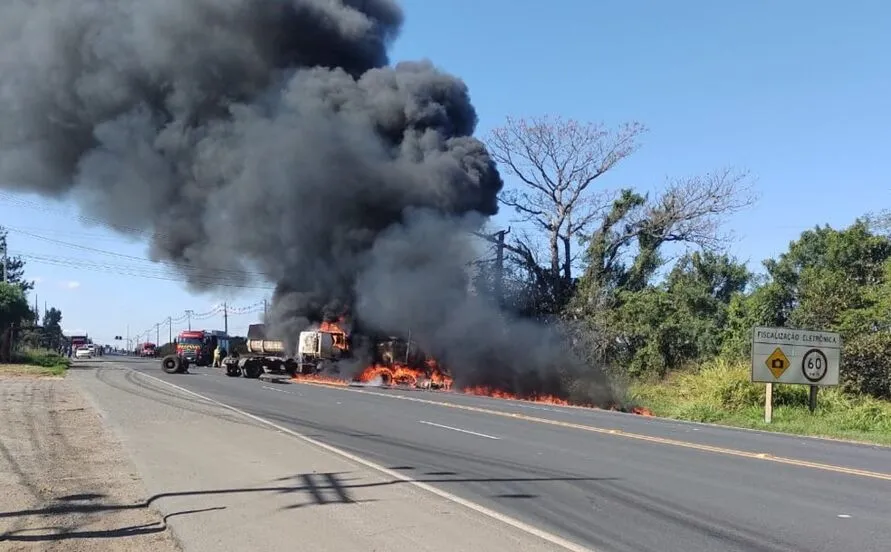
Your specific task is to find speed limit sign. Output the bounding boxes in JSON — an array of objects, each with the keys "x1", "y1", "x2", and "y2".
[{"x1": 801, "y1": 349, "x2": 829, "y2": 382}]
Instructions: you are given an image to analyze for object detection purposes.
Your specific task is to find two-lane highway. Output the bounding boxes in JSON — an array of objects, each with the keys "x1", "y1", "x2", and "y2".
[{"x1": 113, "y1": 358, "x2": 890, "y2": 552}]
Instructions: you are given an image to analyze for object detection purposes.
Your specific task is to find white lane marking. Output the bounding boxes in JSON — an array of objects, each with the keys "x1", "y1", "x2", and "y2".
[
  {"x1": 130, "y1": 368, "x2": 594, "y2": 552},
  {"x1": 419, "y1": 420, "x2": 501, "y2": 440},
  {"x1": 262, "y1": 385, "x2": 293, "y2": 394},
  {"x1": 837, "y1": 514, "x2": 851, "y2": 518}
]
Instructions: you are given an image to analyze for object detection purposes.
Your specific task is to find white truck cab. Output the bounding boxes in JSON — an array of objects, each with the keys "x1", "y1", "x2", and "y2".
[{"x1": 297, "y1": 330, "x2": 336, "y2": 358}]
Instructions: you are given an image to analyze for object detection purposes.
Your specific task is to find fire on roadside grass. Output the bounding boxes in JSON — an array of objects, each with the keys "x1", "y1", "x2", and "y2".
[{"x1": 292, "y1": 366, "x2": 652, "y2": 416}]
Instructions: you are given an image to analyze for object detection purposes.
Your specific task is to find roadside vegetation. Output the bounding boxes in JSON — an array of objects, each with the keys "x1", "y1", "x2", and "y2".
[
  {"x1": 3, "y1": 348, "x2": 71, "y2": 376},
  {"x1": 478, "y1": 115, "x2": 891, "y2": 444},
  {"x1": 0, "y1": 227, "x2": 68, "y2": 374},
  {"x1": 628, "y1": 358, "x2": 891, "y2": 445}
]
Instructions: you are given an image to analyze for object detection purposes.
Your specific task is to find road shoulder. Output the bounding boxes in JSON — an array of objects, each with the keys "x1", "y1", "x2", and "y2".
[
  {"x1": 0, "y1": 373, "x2": 181, "y2": 551},
  {"x1": 70, "y1": 362, "x2": 566, "y2": 552}
]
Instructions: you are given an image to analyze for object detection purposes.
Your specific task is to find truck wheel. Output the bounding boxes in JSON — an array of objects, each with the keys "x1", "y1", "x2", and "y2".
[
  {"x1": 284, "y1": 360, "x2": 298, "y2": 377},
  {"x1": 226, "y1": 367, "x2": 242, "y2": 377},
  {"x1": 161, "y1": 355, "x2": 181, "y2": 374},
  {"x1": 243, "y1": 361, "x2": 262, "y2": 379}
]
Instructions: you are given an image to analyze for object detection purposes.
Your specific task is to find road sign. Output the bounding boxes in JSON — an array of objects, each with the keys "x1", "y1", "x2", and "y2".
[
  {"x1": 751, "y1": 327, "x2": 841, "y2": 386},
  {"x1": 765, "y1": 347, "x2": 790, "y2": 378}
]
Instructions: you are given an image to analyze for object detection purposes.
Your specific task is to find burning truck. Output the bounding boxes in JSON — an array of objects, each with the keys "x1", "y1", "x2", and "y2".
[{"x1": 214, "y1": 319, "x2": 452, "y2": 390}]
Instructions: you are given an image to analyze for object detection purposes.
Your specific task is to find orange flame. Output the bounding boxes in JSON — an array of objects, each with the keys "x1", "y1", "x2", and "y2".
[
  {"x1": 319, "y1": 319, "x2": 350, "y2": 351},
  {"x1": 462, "y1": 385, "x2": 573, "y2": 406},
  {"x1": 354, "y1": 358, "x2": 453, "y2": 390},
  {"x1": 463, "y1": 385, "x2": 654, "y2": 416},
  {"x1": 292, "y1": 373, "x2": 351, "y2": 386}
]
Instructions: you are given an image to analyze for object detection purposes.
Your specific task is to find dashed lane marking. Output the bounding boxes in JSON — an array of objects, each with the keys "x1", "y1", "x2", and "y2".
[
  {"x1": 292, "y1": 382, "x2": 891, "y2": 483},
  {"x1": 419, "y1": 420, "x2": 501, "y2": 440}
]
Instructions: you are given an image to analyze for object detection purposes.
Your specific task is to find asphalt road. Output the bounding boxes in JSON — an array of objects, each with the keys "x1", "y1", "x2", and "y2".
[{"x1": 116, "y1": 357, "x2": 890, "y2": 552}]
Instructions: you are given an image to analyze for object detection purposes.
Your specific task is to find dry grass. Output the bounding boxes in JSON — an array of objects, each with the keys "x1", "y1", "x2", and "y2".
[
  {"x1": 0, "y1": 349, "x2": 70, "y2": 377},
  {"x1": 630, "y1": 358, "x2": 891, "y2": 445}
]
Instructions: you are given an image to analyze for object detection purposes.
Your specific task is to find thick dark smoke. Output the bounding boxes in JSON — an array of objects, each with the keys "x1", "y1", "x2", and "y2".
[{"x1": 0, "y1": 0, "x2": 615, "y2": 406}]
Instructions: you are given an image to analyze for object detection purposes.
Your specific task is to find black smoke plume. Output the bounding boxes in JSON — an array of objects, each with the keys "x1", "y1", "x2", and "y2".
[{"x1": 0, "y1": 0, "x2": 615, "y2": 406}]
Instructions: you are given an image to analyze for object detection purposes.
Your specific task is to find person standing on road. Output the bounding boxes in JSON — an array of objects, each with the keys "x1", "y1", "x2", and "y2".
[{"x1": 212, "y1": 344, "x2": 221, "y2": 367}]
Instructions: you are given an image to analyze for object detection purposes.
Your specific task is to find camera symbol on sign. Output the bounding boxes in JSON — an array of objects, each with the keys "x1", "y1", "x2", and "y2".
[{"x1": 765, "y1": 348, "x2": 789, "y2": 379}]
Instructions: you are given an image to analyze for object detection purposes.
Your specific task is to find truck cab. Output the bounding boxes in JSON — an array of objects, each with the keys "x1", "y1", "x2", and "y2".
[
  {"x1": 297, "y1": 329, "x2": 349, "y2": 372},
  {"x1": 140, "y1": 343, "x2": 156, "y2": 357},
  {"x1": 176, "y1": 330, "x2": 230, "y2": 366}
]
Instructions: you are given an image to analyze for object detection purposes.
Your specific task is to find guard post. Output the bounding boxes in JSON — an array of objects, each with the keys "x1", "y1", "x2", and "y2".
[{"x1": 751, "y1": 326, "x2": 842, "y2": 422}]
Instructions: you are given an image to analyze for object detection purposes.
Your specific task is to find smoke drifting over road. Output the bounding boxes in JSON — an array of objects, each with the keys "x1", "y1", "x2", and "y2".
[{"x1": 0, "y1": 0, "x2": 614, "y2": 406}]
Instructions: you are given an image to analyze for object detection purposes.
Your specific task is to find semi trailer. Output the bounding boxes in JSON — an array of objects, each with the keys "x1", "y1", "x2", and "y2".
[{"x1": 221, "y1": 322, "x2": 350, "y2": 379}]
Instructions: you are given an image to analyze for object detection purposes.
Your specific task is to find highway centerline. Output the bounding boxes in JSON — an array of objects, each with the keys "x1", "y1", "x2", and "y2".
[
  {"x1": 293, "y1": 382, "x2": 891, "y2": 482},
  {"x1": 419, "y1": 420, "x2": 501, "y2": 440}
]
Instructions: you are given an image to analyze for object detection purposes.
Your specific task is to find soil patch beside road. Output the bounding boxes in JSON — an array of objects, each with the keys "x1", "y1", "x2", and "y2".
[{"x1": 0, "y1": 375, "x2": 181, "y2": 551}]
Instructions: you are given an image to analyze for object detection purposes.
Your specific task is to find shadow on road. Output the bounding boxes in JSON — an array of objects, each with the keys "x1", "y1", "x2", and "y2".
[
  {"x1": 0, "y1": 471, "x2": 619, "y2": 525},
  {"x1": 0, "y1": 496, "x2": 224, "y2": 543}
]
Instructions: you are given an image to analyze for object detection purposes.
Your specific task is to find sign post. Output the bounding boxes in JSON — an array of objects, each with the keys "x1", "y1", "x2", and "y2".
[{"x1": 751, "y1": 326, "x2": 842, "y2": 422}]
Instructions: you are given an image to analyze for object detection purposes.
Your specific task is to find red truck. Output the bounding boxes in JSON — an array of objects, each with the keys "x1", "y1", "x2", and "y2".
[
  {"x1": 139, "y1": 342, "x2": 157, "y2": 357},
  {"x1": 162, "y1": 329, "x2": 229, "y2": 373}
]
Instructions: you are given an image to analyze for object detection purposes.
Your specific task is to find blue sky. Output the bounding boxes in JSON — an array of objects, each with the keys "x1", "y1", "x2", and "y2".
[{"x1": 1, "y1": 0, "x2": 888, "y2": 345}]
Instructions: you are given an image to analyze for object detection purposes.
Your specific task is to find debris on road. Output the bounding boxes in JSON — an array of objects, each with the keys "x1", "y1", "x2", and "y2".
[{"x1": 0, "y1": 375, "x2": 181, "y2": 551}]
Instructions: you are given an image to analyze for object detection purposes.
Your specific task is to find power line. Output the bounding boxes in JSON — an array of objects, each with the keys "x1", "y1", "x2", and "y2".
[
  {"x1": 128, "y1": 300, "x2": 268, "y2": 346},
  {"x1": 0, "y1": 191, "x2": 170, "y2": 241},
  {"x1": 14, "y1": 251, "x2": 276, "y2": 290},
  {"x1": 5, "y1": 226, "x2": 271, "y2": 281}
]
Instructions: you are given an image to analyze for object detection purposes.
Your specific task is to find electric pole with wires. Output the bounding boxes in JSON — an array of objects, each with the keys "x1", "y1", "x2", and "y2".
[{"x1": 471, "y1": 227, "x2": 510, "y2": 307}]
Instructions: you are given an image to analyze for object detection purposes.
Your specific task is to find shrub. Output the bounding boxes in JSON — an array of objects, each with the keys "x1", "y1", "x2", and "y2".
[{"x1": 842, "y1": 332, "x2": 891, "y2": 399}]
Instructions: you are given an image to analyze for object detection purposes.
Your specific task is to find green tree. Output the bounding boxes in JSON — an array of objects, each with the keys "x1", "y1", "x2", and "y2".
[
  {"x1": 730, "y1": 221, "x2": 891, "y2": 398},
  {"x1": 589, "y1": 251, "x2": 750, "y2": 378},
  {"x1": 0, "y1": 227, "x2": 33, "y2": 292},
  {"x1": 0, "y1": 282, "x2": 32, "y2": 361},
  {"x1": 43, "y1": 307, "x2": 62, "y2": 332},
  {"x1": 752, "y1": 221, "x2": 891, "y2": 333},
  {"x1": 566, "y1": 172, "x2": 754, "y2": 376},
  {"x1": 43, "y1": 307, "x2": 64, "y2": 350}
]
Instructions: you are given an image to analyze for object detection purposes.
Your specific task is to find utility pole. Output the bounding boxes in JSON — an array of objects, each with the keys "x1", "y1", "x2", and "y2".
[
  {"x1": 155, "y1": 323, "x2": 160, "y2": 345},
  {"x1": 472, "y1": 227, "x2": 510, "y2": 307},
  {"x1": 168, "y1": 316, "x2": 172, "y2": 344},
  {"x1": 185, "y1": 310, "x2": 193, "y2": 330},
  {"x1": 263, "y1": 299, "x2": 268, "y2": 319},
  {"x1": 223, "y1": 301, "x2": 228, "y2": 334},
  {"x1": 1, "y1": 241, "x2": 7, "y2": 282},
  {"x1": 494, "y1": 228, "x2": 509, "y2": 308}
]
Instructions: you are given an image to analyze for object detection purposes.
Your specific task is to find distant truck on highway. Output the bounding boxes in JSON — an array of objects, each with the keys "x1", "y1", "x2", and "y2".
[{"x1": 139, "y1": 342, "x2": 157, "y2": 357}]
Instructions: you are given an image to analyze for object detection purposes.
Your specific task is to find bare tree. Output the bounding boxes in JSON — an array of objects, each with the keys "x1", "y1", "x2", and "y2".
[
  {"x1": 486, "y1": 115, "x2": 647, "y2": 284},
  {"x1": 578, "y1": 167, "x2": 757, "y2": 302}
]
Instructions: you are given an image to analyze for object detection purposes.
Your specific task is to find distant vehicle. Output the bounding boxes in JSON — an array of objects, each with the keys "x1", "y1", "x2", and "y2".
[
  {"x1": 139, "y1": 343, "x2": 157, "y2": 357},
  {"x1": 69, "y1": 335, "x2": 89, "y2": 350},
  {"x1": 74, "y1": 346, "x2": 92, "y2": 359}
]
